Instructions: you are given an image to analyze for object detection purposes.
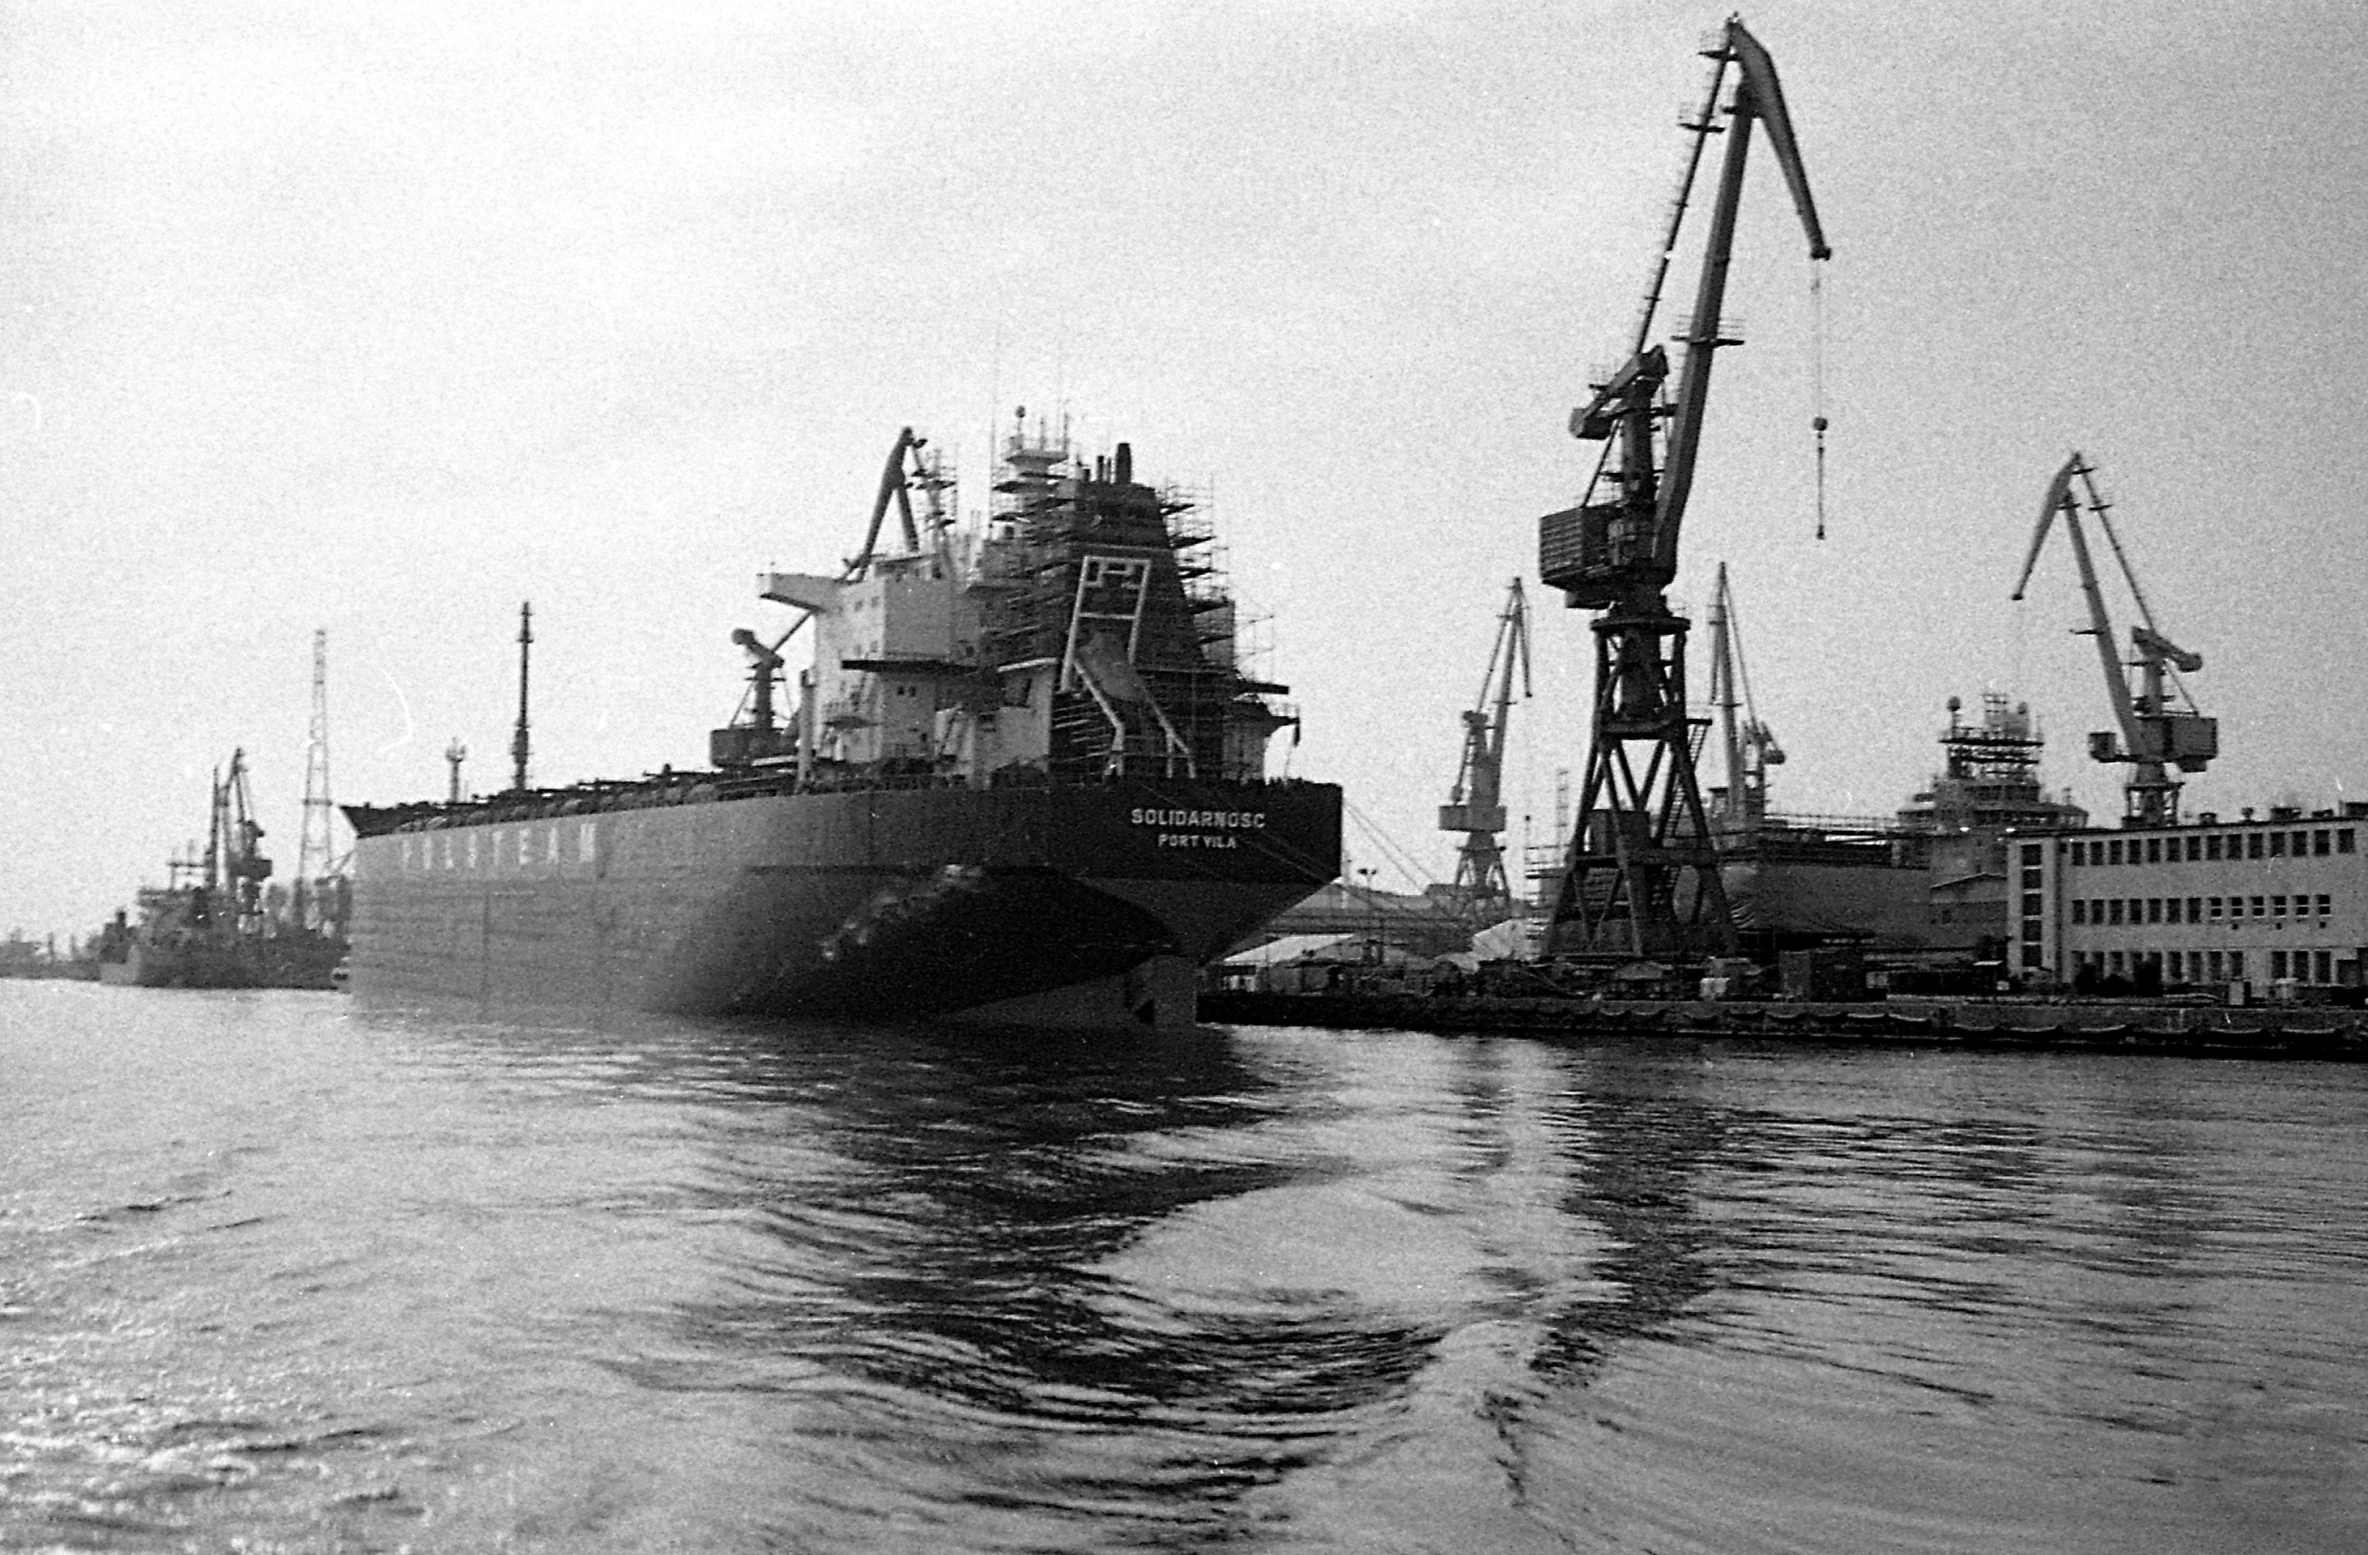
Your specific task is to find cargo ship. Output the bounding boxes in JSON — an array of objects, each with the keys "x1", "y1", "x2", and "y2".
[
  {"x1": 343, "y1": 420, "x2": 1342, "y2": 1028},
  {"x1": 98, "y1": 749, "x2": 347, "y2": 990}
]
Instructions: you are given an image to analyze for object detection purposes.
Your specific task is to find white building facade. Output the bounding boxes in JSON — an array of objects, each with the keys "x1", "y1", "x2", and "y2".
[{"x1": 2012, "y1": 805, "x2": 2368, "y2": 995}]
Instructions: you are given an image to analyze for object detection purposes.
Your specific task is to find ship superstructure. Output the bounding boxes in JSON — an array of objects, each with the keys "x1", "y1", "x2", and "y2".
[{"x1": 741, "y1": 420, "x2": 1294, "y2": 790}]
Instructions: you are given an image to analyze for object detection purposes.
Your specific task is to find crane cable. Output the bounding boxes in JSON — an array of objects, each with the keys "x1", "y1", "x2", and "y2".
[{"x1": 1811, "y1": 261, "x2": 1829, "y2": 540}]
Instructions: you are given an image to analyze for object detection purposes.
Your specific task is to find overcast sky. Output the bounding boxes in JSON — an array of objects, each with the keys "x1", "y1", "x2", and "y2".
[{"x1": 6, "y1": 0, "x2": 2366, "y2": 941}]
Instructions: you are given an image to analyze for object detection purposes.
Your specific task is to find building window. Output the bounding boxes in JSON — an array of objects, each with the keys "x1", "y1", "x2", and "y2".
[
  {"x1": 2207, "y1": 834, "x2": 2223, "y2": 860},
  {"x1": 2143, "y1": 898, "x2": 2160, "y2": 924},
  {"x1": 2072, "y1": 900, "x2": 2087, "y2": 925},
  {"x1": 2251, "y1": 896, "x2": 2267, "y2": 918},
  {"x1": 2272, "y1": 951, "x2": 2288, "y2": 980},
  {"x1": 2108, "y1": 839, "x2": 2123, "y2": 865},
  {"x1": 2229, "y1": 951, "x2": 2246, "y2": 981},
  {"x1": 2273, "y1": 895, "x2": 2288, "y2": 919},
  {"x1": 2316, "y1": 830, "x2": 2333, "y2": 856},
  {"x1": 2182, "y1": 897, "x2": 2197, "y2": 923},
  {"x1": 2142, "y1": 837, "x2": 2157, "y2": 863},
  {"x1": 2109, "y1": 900, "x2": 2124, "y2": 926},
  {"x1": 2342, "y1": 829, "x2": 2356, "y2": 853},
  {"x1": 2022, "y1": 892, "x2": 2042, "y2": 917},
  {"x1": 2209, "y1": 896, "x2": 2223, "y2": 919},
  {"x1": 2317, "y1": 951, "x2": 2334, "y2": 984},
  {"x1": 2293, "y1": 830, "x2": 2309, "y2": 855},
  {"x1": 2318, "y1": 894, "x2": 2332, "y2": 918},
  {"x1": 2270, "y1": 832, "x2": 2287, "y2": 858},
  {"x1": 2187, "y1": 835, "x2": 2203, "y2": 862},
  {"x1": 2249, "y1": 833, "x2": 2265, "y2": 859}
]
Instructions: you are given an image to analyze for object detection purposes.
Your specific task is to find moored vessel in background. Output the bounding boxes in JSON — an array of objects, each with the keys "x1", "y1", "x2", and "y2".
[
  {"x1": 344, "y1": 420, "x2": 1342, "y2": 1028},
  {"x1": 98, "y1": 750, "x2": 348, "y2": 990}
]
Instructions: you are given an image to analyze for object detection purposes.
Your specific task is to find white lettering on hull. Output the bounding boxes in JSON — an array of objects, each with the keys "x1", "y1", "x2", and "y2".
[{"x1": 1129, "y1": 807, "x2": 1267, "y2": 830}]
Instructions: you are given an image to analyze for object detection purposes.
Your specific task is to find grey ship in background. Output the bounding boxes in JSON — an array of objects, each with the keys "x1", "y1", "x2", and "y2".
[
  {"x1": 97, "y1": 748, "x2": 348, "y2": 990},
  {"x1": 343, "y1": 419, "x2": 1342, "y2": 1029}
]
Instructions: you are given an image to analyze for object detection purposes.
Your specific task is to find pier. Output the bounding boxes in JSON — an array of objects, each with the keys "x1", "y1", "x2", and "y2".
[{"x1": 1199, "y1": 991, "x2": 2368, "y2": 1060}]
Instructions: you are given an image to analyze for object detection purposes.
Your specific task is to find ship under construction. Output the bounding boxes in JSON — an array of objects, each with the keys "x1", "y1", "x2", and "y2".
[{"x1": 342, "y1": 420, "x2": 1342, "y2": 1029}]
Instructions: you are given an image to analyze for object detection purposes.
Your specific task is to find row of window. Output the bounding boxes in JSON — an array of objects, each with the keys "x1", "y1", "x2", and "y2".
[
  {"x1": 2069, "y1": 894, "x2": 2335, "y2": 927},
  {"x1": 2073, "y1": 948, "x2": 2347, "y2": 986},
  {"x1": 2067, "y1": 827, "x2": 2356, "y2": 866}
]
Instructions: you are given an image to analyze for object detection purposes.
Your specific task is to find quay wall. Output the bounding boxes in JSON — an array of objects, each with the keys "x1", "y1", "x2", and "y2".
[{"x1": 1199, "y1": 991, "x2": 2368, "y2": 1060}]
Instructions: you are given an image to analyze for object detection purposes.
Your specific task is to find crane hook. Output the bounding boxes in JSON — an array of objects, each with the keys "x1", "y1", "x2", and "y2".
[{"x1": 1811, "y1": 263, "x2": 1829, "y2": 540}]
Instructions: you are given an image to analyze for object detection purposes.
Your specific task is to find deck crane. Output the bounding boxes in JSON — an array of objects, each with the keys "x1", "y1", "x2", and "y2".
[
  {"x1": 1438, "y1": 578, "x2": 1532, "y2": 921},
  {"x1": 720, "y1": 428, "x2": 955, "y2": 771},
  {"x1": 1705, "y1": 563, "x2": 1784, "y2": 837},
  {"x1": 2011, "y1": 453, "x2": 2217, "y2": 827},
  {"x1": 1537, "y1": 17, "x2": 1829, "y2": 960}
]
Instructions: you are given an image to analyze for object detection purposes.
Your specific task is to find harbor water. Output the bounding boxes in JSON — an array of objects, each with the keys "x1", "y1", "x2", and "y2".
[{"x1": 5, "y1": 979, "x2": 2366, "y2": 1552}]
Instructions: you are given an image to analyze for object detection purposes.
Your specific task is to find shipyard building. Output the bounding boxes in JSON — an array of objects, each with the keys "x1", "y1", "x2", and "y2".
[{"x1": 2011, "y1": 805, "x2": 2368, "y2": 996}]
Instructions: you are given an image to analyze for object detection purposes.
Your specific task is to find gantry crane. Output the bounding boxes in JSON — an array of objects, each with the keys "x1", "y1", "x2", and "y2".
[
  {"x1": 2011, "y1": 452, "x2": 2217, "y2": 827},
  {"x1": 1438, "y1": 578, "x2": 1532, "y2": 921},
  {"x1": 1705, "y1": 563, "x2": 1784, "y2": 837},
  {"x1": 1537, "y1": 17, "x2": 1830, "y2": 960}
]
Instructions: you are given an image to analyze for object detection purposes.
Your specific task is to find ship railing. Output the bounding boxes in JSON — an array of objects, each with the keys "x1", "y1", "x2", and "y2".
[
  {"x1": 1753, "y1": 809, "x2": 1912, "y2": 840},
  {"x1": 372, "y1": 762, "x2": 1333, "y2": 832}
]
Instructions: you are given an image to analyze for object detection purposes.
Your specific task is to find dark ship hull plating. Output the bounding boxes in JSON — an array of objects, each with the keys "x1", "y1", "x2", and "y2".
[{"x1": 349, "y1": 777, "x2": 1339, "y2": 1023}]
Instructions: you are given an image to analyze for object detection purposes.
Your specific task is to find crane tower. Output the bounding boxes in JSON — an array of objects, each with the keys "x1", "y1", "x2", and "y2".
[
  {"x1": 2011, "y1": 453, "x2": 2217, "y2": 827},
  {"x1": 1705, "y1": 564, "x2": 1784, "y2": 838},
  {"x1": 1438, "y1": 579, "x2": 1531, "y2": 921},
  {"x1": 1536, "y1": 19, "x2": 1830, "y2": 962}
]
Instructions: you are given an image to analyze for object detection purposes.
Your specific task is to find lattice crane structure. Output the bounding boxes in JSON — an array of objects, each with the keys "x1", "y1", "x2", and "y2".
[
  {"x1": 1537, "y1": 17, "x2": 1830, "y2": 962},
  {"x1": 2011, "y1": 453, "x2": 2217, "y2": 827},
  {"x1": 1438, "y1": 578, "x2": 1532, "y2": 922},
  {"x1": 1705, "y1": 563, "x2": 1784, "y2": 839}
]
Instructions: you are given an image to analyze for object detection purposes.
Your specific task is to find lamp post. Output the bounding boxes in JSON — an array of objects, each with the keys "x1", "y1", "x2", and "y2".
[{"x1": 1357, "y1": 867, "x2": 1380, "y2": 966}]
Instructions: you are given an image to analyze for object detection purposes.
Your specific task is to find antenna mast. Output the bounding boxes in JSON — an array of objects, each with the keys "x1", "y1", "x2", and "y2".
[{"x1": 296, "y1": 629, "x2": 336, "y2": 929}]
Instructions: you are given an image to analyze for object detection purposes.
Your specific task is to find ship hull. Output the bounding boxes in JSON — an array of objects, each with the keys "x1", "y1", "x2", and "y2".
[
  {"x1": 349, "y1": 778, "x2": 1340, "y2": 1025},
  {"x1": 97, "y1": 935, "x2": 346, "y2": 991}
]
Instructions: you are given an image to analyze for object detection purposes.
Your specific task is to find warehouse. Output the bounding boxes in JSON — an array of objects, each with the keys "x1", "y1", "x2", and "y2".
[{"x1": 2012, "y1": 804, "x2": 2368, "y2": 996}]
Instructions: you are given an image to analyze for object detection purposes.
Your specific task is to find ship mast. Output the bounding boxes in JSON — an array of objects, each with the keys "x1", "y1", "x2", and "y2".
[{"x1": 510, "y1": 601, "x2": 533, "y2": 793}]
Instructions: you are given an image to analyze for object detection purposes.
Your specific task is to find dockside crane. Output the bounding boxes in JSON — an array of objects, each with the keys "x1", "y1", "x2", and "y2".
[
  {"x1": 1537, "y1": 17, "x2": 1830, "y2": 961},
  {"x1": 206, "y1": 749, "x2": 273, "y2": 939},
  {"x1": 2011, "y1": 453, "x2": 2217, "y2": 827},
  {"x1": 1705, "y1": 563, "x2": 1783, "y2": 837},
  {"x1": 1438, "y1": 578, "x2": 1532, "y2": 921}
]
